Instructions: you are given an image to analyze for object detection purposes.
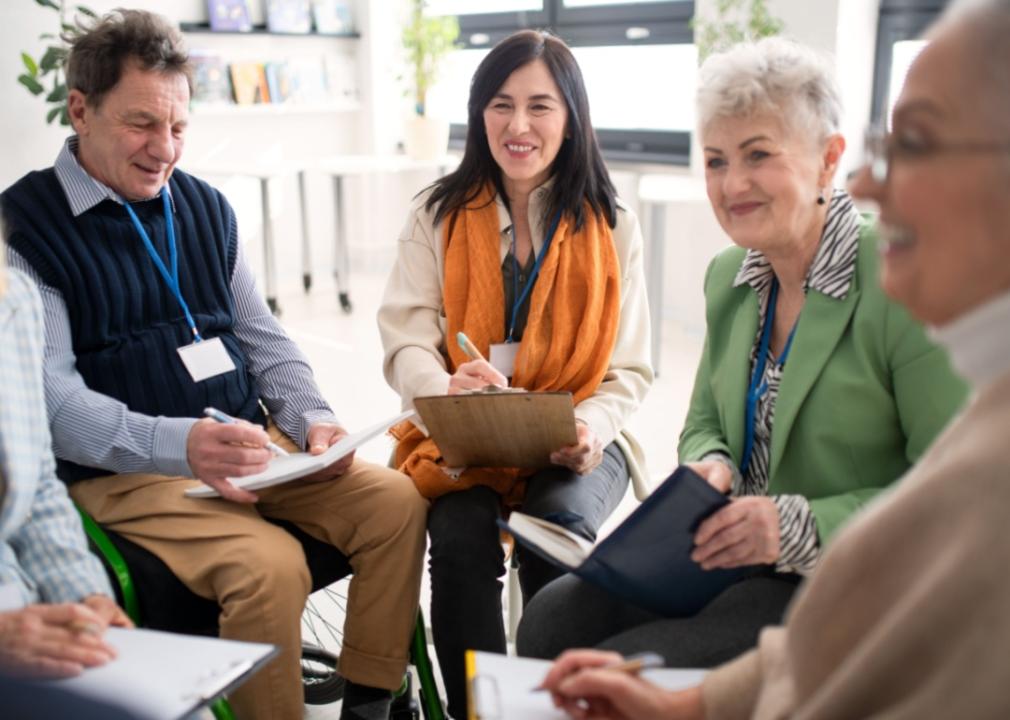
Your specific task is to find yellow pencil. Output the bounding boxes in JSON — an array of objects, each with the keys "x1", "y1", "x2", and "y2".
[{"x1": 456, "y1": 331, "x2": 486, "y2": 362}]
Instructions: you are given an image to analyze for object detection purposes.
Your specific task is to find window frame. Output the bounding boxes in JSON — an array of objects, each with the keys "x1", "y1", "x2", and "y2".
[
  {"x1": 446, "y1": 1, "x2": 695, "y2": 165},
  {"x1": 871, "y1": 0, "x2": 949, "y2": 125}
]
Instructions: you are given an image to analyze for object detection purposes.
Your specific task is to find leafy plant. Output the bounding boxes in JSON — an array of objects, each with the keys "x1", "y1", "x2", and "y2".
[
  {"x1": 17, "y1": 0, "x2": 96, "y2": 126},
  {"x1": 692, "y1": 0, "x2": 785, "y2": 62},
  {"x1": 402, "y1": 0, "x2": 459, "y2": 117}
]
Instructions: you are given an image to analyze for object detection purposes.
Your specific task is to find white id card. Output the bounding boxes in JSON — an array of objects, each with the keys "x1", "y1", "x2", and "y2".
[
  {"x1": 177, "y1": 337, "x2": 237, "y2": 382},
  {"x1": 489, "y1": 342, "x2": 520, "y2": 378}
]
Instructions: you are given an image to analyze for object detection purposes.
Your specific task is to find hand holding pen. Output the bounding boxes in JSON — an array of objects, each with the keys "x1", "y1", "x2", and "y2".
[
  {"x1": 203, "y1": 407, "x2": 290, "y2": 457},
  {"x1": 537, "y1": 650, "x2": 704, "y2": 720},
  {"x1": 448, "y1": 331, "x2": 508, "y2": 394},
  {"x1": 186, "y1": 408, "x2": 287, "y2": 504}
]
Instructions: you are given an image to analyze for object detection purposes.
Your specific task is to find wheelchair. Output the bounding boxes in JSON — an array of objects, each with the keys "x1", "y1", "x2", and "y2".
[{"x1": 77, "y1": 509, "x2": 445, "y2": 720}]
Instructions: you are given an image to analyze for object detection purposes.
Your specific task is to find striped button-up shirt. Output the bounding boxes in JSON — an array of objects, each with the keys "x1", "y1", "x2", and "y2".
[
  {"x1": 0, "y1": 268, "x2": 112, "y2": 604},
  {"x1": 730, "y1": 189, "x2": 861, "y2": 575},
  {"x1": 6, "y1": 138, "x2": 337, "y2": 478}
]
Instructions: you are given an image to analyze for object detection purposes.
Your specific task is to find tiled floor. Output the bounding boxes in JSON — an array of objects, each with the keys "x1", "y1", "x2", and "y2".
[{"x1": 269, "y1": 266, "x2": 703, "y2": 718}]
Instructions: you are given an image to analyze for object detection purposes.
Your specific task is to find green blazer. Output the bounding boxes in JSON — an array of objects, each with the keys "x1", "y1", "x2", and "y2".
[{"x1": 678, "y1": 221, "x2": 968, "y2": 544}]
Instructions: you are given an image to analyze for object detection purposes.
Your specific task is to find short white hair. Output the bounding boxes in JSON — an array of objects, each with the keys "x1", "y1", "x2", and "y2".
[{"x1": 696, "y1": 37, "x2": 842, "y2": 144}]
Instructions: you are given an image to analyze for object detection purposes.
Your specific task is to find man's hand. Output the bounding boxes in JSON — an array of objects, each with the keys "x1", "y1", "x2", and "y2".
[
  {"x1": 692, "y1": 496, "x2": 780, "y2": 569},
  {"x1": 187, "y1": 418, "x2": 273, "y2": 503},
  {"x1": 684, "y1": 459, "x2": 734, "y2": 494},
  {"x1": 541, "y1": 649, "x2": 705, "y2": 720},
  {"x1": 448, "y1": 359, "x2": 508, "y2": 394},
  {"x1": 301, "y1": 423, "x2": 353, "y2": 483},
  {"x1": 0, "y1": 604, "x2": 117, "y2": 679},
  {"x1": 82, "y1": 594, "x2": 134, "y2": 629},
  {"x1": 550, "y1": 423, "x2": 604, "y2": 475}
]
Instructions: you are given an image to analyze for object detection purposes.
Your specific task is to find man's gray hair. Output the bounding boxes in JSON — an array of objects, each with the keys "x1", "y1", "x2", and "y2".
[
  {"x1": 65, "y1": 8, "x2": 191, "y2": 108},
  {"x1": 696, "y1": 37, "x2": 842, "y2": 144}
]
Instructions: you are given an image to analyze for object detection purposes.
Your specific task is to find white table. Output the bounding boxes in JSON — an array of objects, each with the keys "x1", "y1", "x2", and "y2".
[
  {"x1": 183, "y1": 159, "x2": 307, "y2": 316},
  {"x1": 308, "y1": 154, "x2": 460, "y2": 312},
  {"x1": 183, "y1": 154, "x2": 458, "y2": 316},
  {"x1": 637, "y1": 174, "x2": 709, "y2": 374}
]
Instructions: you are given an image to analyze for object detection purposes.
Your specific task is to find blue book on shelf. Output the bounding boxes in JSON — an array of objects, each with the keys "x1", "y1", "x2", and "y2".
[
  {"x1": 267, "y1": 0, "x2": 312, "y2": 34},
  {"x1": 207, "y1": 0, "x2": 252, "y2": 32},
  {"x1": 500, "y1": 466, "x2": 752, "y2": 617}
]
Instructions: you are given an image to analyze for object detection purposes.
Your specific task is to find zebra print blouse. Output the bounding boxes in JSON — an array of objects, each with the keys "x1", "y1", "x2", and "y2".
[{"x1": 729, "y1": 188, "x2": 861, "y2": 575}]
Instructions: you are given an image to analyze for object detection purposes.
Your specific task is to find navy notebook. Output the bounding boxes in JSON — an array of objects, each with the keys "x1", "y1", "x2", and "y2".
[{"x1": 500, "y1": 466, "x2": 752, "y2": 617}]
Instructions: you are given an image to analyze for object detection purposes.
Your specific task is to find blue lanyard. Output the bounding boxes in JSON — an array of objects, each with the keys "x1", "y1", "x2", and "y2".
[
  {"x1": 740, "y1": 279, "x2": 797, "y2": 476},
  {"x1": 124, "y1": 187, "x2": 202, "y2": 342},
  {"x1": 508, "y1": 210, "x2": 562, "y2": 342}
]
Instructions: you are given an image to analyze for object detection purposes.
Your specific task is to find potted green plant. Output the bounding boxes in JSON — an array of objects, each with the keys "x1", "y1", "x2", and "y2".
[
  {"x1": 17, "y1": 0, "x2": 96, "y2": 126},
  {"x1": 401, "y1": 0, "x2": 459, "y2": 160},
  {"x1": 692, "y1": 0, "x2": 784, "y2": 62}
]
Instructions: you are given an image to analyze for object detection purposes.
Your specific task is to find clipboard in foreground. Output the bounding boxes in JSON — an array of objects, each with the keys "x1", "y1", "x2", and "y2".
[
  {"x1": 465, "y1": 650, "x2": 706, "y2": 720},
  {"x1": 414, "y1": 391, "x2": 577, "y2": 468},
  {"x1": 52, "y1": 627, "x2": 277, "y2": 720}
]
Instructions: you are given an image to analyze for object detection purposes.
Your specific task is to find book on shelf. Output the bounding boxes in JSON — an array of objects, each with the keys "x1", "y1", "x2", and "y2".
[
  {"x1": 265, "y1": 62, "x2": 292, "y2": 104},
  {"x1": 207, "y1": 0, "x2": 252, "y2": 32},
  {"x1": 499, "y1": 466, "x2": 754, "y2": 617},
  {"x1": 191, "y1": 52, "x2": 234, "y2": 105},
  {"x1": 311, "y1": 0, "x2": 354, "y2": 34},
  {"x1": 286, "y1": 55, "x2": 332, "y2": 103},
  {"x1": 266, "y1": 0, "x2": 312, "y2": 34},
  {"x1": 230, "y1": 61, "x2": 271, "y2": 104}
]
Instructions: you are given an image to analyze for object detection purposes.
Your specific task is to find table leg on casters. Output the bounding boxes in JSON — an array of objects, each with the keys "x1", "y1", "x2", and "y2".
[
  {"x1": 260, "y1": 178, "x2": 281, "y2": 316},
  {"x1": 330, "y1": 175, "x2": 353, "y2": 314},
  {"x1": 298, "y1": 170, "x2": 312, "y2": 293},
  {"x1": 646, "y1": 202, "x2": 666, "y2": 376}
]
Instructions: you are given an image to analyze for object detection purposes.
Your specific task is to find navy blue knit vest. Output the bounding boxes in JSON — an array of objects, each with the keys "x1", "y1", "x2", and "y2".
[{"x1": 2, "y1": 168, "x2": 263, "y2": 482}]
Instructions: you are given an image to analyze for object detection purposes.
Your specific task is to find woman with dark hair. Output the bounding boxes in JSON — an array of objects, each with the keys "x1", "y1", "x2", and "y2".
[{"x1": 378, "y1": 29, "x2": 652, "y2": 717}]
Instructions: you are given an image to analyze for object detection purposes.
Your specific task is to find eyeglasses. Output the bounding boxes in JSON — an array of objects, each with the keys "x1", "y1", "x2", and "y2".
[{"x1": 863, "y1": 124, "x2": 1010, "y2": 183}]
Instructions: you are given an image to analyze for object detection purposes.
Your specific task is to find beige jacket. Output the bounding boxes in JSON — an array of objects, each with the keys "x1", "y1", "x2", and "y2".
[
  {"x1": 703, "y1": 338, "x2": 1010, "y2": 718},
  {"x1": 377, "y1": 186, "x2": 654, "y2": 496}
]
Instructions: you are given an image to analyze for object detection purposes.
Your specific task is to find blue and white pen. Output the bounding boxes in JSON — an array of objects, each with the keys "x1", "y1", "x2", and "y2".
[{"x1": 203, "y1": 407, "x2": 290, "y2": 457}]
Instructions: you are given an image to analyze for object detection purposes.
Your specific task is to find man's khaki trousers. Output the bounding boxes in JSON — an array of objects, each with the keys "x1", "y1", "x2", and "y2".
[{"x1": 70, "y1": 427, "x2": 428, "y2": 720}]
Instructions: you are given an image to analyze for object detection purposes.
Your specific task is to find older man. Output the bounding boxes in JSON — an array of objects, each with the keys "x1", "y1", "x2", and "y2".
[{"x1": 1, "y1": 10, "x2": 427, "y2": 720}]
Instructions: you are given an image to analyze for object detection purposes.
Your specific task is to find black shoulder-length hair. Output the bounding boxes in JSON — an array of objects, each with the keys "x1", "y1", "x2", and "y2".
[{"x1": 425, "y1": 29, "x2": 617, "y2": 232}]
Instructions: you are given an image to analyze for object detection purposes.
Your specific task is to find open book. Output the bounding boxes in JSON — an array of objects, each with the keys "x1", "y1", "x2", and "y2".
[
  {"x1": 500, "y1": 466, "x2": 752, "y2": 617},
  {"x1": 185, "y1": 410, "x2": 414, "y2": 498}
]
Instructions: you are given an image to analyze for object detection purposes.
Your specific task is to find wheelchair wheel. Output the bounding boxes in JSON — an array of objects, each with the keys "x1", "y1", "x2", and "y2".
[
  {"x1": 302, "y1": 583, "x2": 348, "y2": 705},
  {"x1": 301, "y1": 643, "x2": 345, "y2": 705}
]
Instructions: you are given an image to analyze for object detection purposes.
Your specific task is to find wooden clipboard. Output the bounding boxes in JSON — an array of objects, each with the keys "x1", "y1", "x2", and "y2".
[{"x1": 414, "y1": 391, "x2": 577, "y2": 468}]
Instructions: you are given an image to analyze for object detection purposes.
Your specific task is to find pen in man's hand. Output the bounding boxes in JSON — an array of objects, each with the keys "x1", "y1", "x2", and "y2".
[
  {"x1": 532, "y1": 651, "x2": 665, "y2": 692},
  {"x1": 203, "y1": 407, "x2": 290, "y2": 457},
  {"x1": 456, "y1": 331, "x2": 486, "y2": 362}
]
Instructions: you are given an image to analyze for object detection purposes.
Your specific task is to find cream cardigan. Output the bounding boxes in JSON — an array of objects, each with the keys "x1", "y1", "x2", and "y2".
[
  {"x1": 377, "y1": 186, "x2": 654, "y2": 496},
  {"x1": 703, "y1": 290, "x2": 1010, "y2": 720}
]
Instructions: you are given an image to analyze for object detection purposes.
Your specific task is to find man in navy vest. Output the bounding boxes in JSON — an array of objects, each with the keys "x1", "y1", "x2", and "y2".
[{"x1": 1, "y1": 10, "x2": 427, "y2": 720}]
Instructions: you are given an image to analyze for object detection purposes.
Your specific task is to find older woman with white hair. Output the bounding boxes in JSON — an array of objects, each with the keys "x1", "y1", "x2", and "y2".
[
  {"x1": 537, "y1": 0, "x2": 1010, "y2": 717},
  {"x1": 517, "y1": 37, "x2": 967, "y2": 667}
]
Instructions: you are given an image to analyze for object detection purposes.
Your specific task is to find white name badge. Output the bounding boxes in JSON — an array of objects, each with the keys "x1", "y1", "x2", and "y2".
[
  {"x1": 177, "y1": 337, "x2": 237, "y2": 382},
  {"x1": 489, "y1": 342, "x2": 520, "y2": 379}
]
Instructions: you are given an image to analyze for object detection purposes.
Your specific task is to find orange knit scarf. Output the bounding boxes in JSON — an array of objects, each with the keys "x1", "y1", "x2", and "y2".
[{"x1": 392, "y1": 185, "x2": 621, "y2": 504}]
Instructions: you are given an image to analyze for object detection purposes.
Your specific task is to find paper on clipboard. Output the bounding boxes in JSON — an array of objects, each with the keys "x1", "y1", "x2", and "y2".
[
  {"x1": 465, "y1": 650, "x2": 706, "y2": 720},
  {"x1": 413, "y1": 391, "x2": 577, "y2": 468},
  {"x1": 52, "y1": 627, "x2": 276, "y2": 720}
]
